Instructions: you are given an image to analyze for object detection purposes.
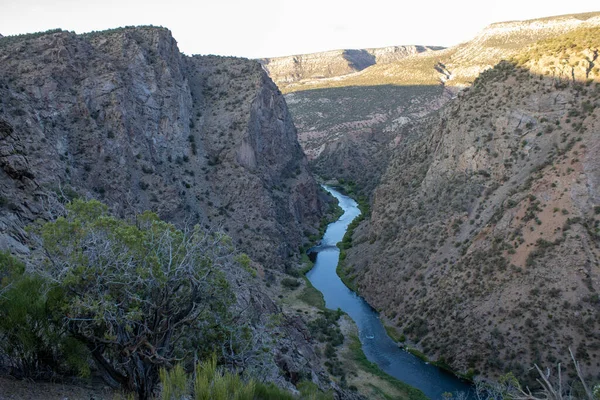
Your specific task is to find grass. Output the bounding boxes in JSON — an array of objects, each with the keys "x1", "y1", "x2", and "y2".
[
  {"x1": 336, "y1": 260, "x2": 358, "y2": 292},
  {"x1": 384, "y1": 324, "x2": 405, "y2": 343},
  {"x1": 405, "y1": 347, "x2": 428, "y2": 362},
  {"x1": 348, "y1": 335, "x2": 428, "y2": 400},
  {"x1": 335, "y1": 191, "x2": 369, "y2": 293},
  {"x1": 159, "y1": 356, "x2": 334, "y2": 399},
  {"x1": 298, "y1": 277, "x2": 326, "y2": 310}
]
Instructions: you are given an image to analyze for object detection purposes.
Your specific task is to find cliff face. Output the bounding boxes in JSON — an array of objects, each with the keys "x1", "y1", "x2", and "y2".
[
  {"x1": 0, "y1": 27, "x2": 324, "y2": 269},
  {"x1": 286, "y1": 84, "x2": 451, "y2": 196},
  {"x1": 344, "y1": 28, "x2": 600, "y2": 383},
  {"x1": 259, "y1": 45, "x2": 443, "y2": 93},
  {"x1": 315, "y1": 12, "x2": 600, "y2": 89},
  {"x1": 0, "y1": 26, "x2": 350, "y2": 394}
]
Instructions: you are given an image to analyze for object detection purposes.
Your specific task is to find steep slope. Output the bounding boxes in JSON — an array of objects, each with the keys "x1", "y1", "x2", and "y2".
[
  {"x1": 344, "y1": 27, "x2": 600, "y2": 385},
  {"x1": 0, "y1": 27, "x2": 353, "y2": 395},
  {"x1": 0, "y1": 27, "x2": 324, "y2": 270},
  {"x1": 277, "y1": 13, "x2": 600, "y2": 199},
  {"x1": 287, "y1": 84, "x2": 451, "y2": 196},
  {"x1": 259, "y1": 45, "x2": 443, "y2": 93}
]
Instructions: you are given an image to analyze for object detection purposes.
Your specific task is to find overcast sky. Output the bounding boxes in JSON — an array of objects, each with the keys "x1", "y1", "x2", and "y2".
[{"x1": 1, "y1": 0, "x2": 598, "y2": 58}]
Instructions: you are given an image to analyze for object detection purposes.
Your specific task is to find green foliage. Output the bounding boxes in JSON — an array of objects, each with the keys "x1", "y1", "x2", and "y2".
[
  {"x1": 193, "y1": 355, "x2": 256, "y2": 400},
  {"x1": 234, "y1": 253, "x2": 256, "y2": 277},
  {"x1": 158, "y1": 355, "x2": 332, "y2": 399},
  {"x1": 309, "y1": 309, "x2": 344, "y2": 347},
  {"x1": 281, "y1": 277, "x2": 301, "y2": 290},
  {"x1": 334, "y1": 192, "x2": 369, "y2": 292},
  {"x1": 0, "y1": 28, "x2": 65, "y2": 49},
  {"x1": 0, "y1": 252, "x2": 90, "y2": 378},
  {"x1": 298, "y1": 278, "x2": 326, "y2": 310},
  {"x1": 406, "y1": 348, "x2": 428, "y2": 362},
  {"x1": 524, "y1": 27, "x2": 600, "y2": 60},
  {"x1": 348, "y1": 335, "x2": 428, "y2": 400},
  {"x1": 160, "y1": 364, "x2": 188, "y2": 400},
  {"x1": 384, "y1": 324, "x2": 405, "y2": 343},
  {"x1": 296, "y1": 381, "x2": 334, "y2": 400},
  {"x1": 28, "y1": 199, "x2": 250, "y2": 399},
  {"x1": 0, "y1": 250, "x2": 25, "y2": 287}
]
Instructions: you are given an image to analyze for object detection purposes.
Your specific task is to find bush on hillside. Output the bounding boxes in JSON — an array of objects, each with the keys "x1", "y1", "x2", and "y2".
[
  {"x1": 0, "y1": 252, "x2": 89, "y2": 379},
  {"x1": 0, "y1": 199, "x2": 255, "y2": 399}
]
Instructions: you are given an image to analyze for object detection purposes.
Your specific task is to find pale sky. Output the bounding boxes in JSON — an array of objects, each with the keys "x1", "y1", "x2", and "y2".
[{"x1": 1, "y1": 0, "x2": 598, "y2": 58}]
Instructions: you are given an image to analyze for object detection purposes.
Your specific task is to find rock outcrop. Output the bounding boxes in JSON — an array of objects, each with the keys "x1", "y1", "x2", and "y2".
[{"x1": 0, "y1": 25, "x2": 350, "y2": 395}]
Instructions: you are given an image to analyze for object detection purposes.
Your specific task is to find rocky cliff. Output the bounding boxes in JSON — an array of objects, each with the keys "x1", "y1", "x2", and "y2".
[
  {"x1": 298, "y1": 12, "x2": 600, "y2": 89},
  {"x1": 259, "y1": 45, "x2": 443, "y2": 93},
  {"x1": 344, "y1": 27, "x2": 600, "y2": 384},
  {"x1": 0, "y1": 27, "x2": 325, "y2": 270}
]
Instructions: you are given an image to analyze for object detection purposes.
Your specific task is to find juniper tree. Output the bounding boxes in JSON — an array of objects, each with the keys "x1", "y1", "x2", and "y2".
[{"x1": 34, "y1": 199, "x2": 245, "y2": 399}]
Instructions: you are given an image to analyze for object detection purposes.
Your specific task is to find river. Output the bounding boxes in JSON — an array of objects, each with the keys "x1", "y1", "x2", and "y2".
[{"x1": 306, "y1": 185, "x2": 473, "y2": 399}]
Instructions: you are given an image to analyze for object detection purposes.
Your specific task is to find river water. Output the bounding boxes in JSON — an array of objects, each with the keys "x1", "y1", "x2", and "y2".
[{"x1": 306, "y1": 186, "x2": 473, "y2": 399}]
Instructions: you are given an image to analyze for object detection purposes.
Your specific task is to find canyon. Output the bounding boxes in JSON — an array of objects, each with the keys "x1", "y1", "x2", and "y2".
[
  {"x1": 1, "y1": 9, "x2": 600, "y2": 400},
  {"x1": 0, "y1": 26, "x2": 359, "y2": 399},
  {"x1": 268, "y1": 13, "x2": 600, "y2": 389}
]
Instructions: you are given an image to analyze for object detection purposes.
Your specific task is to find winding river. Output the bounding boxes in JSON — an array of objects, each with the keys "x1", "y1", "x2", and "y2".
[{"x1": 306, "y1": 186, "x2": 473, "y2": 399}]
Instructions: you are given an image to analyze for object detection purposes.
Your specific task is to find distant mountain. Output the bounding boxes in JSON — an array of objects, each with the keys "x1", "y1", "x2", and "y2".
[
  {"x1": 259, "y1": 45, "x2": 444, "y2": 93},
  {"x1": 288, "y1": 11, "x2": 600, "y2": 90}
]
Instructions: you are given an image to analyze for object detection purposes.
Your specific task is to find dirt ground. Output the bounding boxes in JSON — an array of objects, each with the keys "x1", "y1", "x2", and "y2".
[{"x1": 0, "y1": 376, "x2": 115, "y2": 400}]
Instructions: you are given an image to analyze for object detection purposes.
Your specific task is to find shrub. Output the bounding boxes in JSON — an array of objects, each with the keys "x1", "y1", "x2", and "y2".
[
  {"x1": 31, "y1": 199, "x2": 247, "y2": 399},
  {"x1": 159, "y1": 355, "x2": 332, "y2": 399},
  {"x1": 281, "y1": 277, "x2": 301, "y2": 290},
  {"x1": 0, "y1": 252, "x2": 89, "y2": 379}
]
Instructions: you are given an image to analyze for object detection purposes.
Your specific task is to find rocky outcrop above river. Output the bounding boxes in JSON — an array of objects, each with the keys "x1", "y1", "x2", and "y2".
[
  {"x1": 345, "y1": 27, "x2": 600, "y2": 384},
  {"x1": 0, "y1": 26, "x2": 344, "y2": 394},
  {"x1": 0, "y1": 27, "x2": 325, "y2": 269}
]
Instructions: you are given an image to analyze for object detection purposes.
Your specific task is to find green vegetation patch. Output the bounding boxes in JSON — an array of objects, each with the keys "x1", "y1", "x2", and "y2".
[
  {"x1": 348, "y1": 335, "x2": 428, "y2": 400},
  {"x1": 298, "y1": 277, "x2": 326, "y2": 310}
]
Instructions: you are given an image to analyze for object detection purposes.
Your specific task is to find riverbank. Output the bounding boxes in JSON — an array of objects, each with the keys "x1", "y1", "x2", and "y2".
[
  {"x1": 328, "y1": 185, "x2": 477, "y2": 386},
  {"x1": 307, "y1": 186, "x2": 473, "y2": 399},
  {"x1": 337, "y1": 316, "x2": 428, "y2": 400},
  {"x1": 279, "y1": 271, "x2": 428, "y2": 400}
]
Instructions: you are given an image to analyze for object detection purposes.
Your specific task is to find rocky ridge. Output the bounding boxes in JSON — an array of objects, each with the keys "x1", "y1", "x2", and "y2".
[
  {"x1": 0, "y1": 27, "x2": 324, "y2": 269},
  {"x1": 344, "y1": 27, "x2": 600, "y2": 385},
  {"x1": 0, "y1": 26, "x2": 352, "y2": 396},
  {"x1": 259, "y1": 45, "x2": 443, "y2": 93},
  {"x1": 289, "y1": 12, "x2": 600, "y2": 90}
]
